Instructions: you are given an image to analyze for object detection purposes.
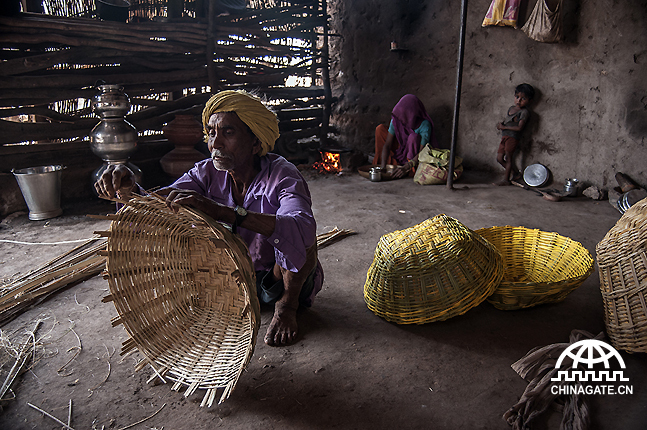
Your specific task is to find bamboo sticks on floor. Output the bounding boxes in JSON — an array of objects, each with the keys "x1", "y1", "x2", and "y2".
[
  {"x1": 0, "y1": 319, "x2": 42, "y2": 402},
  {"x1": 316, "y1": 227, "x2": 355, "y2": 249},
  {"x1": 0, "y1": 238, "x2": 106, "y2": 326}
]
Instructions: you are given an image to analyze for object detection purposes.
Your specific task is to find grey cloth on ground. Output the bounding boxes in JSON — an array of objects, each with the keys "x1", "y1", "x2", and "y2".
[{"x1": 503, "y1": 329, "x2": 604, "y2": 430}]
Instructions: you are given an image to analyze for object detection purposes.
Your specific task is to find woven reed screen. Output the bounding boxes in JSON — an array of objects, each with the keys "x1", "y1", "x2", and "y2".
[
  {"x1": 0, "y1": 0, "x2": 328, "y2": 155},
  {"x1": 101, "y1": 194, "x2": 260, "y2": 406},
  {"x1": 364, "y1": 215, "x2": 503, "y2": 324},
  {"x1": 596, "y1": 197, "x2": 647, "y2": 353}
]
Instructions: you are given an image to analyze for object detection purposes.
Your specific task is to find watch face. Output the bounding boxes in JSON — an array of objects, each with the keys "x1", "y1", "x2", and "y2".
[{"x1": 236, "y1": 206, "x2": 247, "y2": 216}]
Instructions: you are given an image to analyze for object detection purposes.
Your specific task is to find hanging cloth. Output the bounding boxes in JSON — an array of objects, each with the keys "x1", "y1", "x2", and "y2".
[
  {"x1": 482, "y1": 0, "x2": 523, "y2": 28},
  {"x1": 521, "y1": 0, "x2": 564, "y2": 43}
]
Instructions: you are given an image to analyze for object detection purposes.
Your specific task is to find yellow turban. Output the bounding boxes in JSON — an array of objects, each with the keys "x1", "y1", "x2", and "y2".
[{"x1": 202, "y1": 90, "x2": 280, "y2": 157}]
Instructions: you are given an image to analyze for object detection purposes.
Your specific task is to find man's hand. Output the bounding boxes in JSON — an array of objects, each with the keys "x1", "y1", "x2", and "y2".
[
  {"x1": 94, "y1": 164, "x2": 135, "y2": 199},
  {"x1": 496, "y1": 122, "x2": 504, "y2": 130},
  {"x1": 157, "y1": 188, "x2": 234, "y2": 223}
]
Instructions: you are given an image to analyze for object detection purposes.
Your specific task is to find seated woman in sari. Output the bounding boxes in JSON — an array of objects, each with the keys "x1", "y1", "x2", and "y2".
[{"x1": 375, "y1": 94, "x2": 438, "y2": 179}]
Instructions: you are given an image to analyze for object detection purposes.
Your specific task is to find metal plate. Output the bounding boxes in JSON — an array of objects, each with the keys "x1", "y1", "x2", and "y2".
[
  {"x1": 358, "y1": 165, "x2": 396, "y2": 181},
  {"x1": 523, "y1": 164, "x2": 549, "y2": 187}
]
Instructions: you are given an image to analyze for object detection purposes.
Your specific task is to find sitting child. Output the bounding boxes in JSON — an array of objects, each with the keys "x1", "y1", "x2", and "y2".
[{"x1": 494, "y1": 83, "x2": 535, "y2": 185}]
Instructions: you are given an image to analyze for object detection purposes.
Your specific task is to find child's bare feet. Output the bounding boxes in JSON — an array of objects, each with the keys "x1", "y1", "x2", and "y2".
[{"x1": 511, "y1": 171, "x2": 522, "y2": 182}]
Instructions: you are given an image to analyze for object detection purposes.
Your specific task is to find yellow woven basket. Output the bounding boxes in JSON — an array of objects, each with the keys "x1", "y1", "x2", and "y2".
[
  {"x1": 596, "y1": 197, "x2": 647, "y2": 353},
  {"x1": 475, "y1": 226, "x2": 594, "y2": 311},
  {"x1": 363, "y1": 214, "x2": 503, "y2": 324},
  {"x1": 100, "y1": 195, "x2": 260, "y2": 406}
]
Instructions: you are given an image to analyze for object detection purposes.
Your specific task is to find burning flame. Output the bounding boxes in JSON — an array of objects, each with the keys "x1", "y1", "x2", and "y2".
[{"x1": 313, "y1": 151, "x2": 341, "y2": 173}]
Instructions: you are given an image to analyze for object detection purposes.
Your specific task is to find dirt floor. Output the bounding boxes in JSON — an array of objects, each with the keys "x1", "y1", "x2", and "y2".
[{"x1": 0, "y1": 169, "x2": 645, "y2": 430}]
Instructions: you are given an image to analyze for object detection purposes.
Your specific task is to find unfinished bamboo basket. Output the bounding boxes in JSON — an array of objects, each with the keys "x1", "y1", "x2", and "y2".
[
  {"x1": 363, "y1": 215, "x2": 503, "y2": 324},
  {"x1": 99, "y1": 195, "x2": 260, "y2": 406},
  {"x1": 476, "y1": 226, "x2": 594, "y2": 311},
  {"x1": 596, "y1": 197, "x2": 647, "y2": 353}
]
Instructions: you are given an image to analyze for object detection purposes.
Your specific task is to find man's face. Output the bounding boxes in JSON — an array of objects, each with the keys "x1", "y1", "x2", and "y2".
[{"x1": 206, "y1": 112, "x2": 261, "y2": 171}]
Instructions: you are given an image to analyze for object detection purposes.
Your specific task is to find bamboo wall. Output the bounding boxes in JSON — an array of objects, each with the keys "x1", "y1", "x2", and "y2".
[{"x1": 0, "y1": 0, "x2": 332, "y2": 216}]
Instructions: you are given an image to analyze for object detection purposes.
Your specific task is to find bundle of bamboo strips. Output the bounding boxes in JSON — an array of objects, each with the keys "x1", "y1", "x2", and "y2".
[
  {"x1": 0, "y1": 238, "x2": 106, "y2": 326},
  {"x1": 316, "y1": 227, "x2": 355, "y2": 249}
]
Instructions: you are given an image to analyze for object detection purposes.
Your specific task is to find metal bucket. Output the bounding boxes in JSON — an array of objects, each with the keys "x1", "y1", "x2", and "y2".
[{"x1": 12, "y1": 165, "x2": 64, "y2": 220}]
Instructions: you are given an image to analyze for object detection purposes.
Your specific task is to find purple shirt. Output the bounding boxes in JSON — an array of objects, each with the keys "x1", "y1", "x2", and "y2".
[{"x1": 171, "y1": 154, "x2": 316, "y2": 275}]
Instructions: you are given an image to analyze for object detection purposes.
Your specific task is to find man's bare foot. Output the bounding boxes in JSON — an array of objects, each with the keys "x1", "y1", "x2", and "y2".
[
  {"x1": 264, "y1": 302, "x2": 298, "y2": 346},
  {"x1": 511, "y1": 171, "x2": 522, "y2": 182}
]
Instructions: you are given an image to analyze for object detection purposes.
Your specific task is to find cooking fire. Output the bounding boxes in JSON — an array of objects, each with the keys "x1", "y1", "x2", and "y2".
[{"x1": 313, "y1": 151, "x2": 342, "y2": 173}]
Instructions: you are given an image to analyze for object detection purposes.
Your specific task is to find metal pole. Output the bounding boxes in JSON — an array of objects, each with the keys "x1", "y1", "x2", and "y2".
[
  {"x1": 320, "y1": 0, "x2": 332, "y2": 148},
  {"x1": 447, "y1": 0, "x2": 468, "y2": 190}
]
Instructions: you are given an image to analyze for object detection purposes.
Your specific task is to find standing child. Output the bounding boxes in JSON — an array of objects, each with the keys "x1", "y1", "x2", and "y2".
[{"x1": 494, "y1": 83, "x2": 534, "y2": 185}]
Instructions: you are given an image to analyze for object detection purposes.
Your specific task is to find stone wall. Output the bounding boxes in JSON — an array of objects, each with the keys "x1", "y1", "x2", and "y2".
[{"x1": 328, "y1": 0, "x2": 647, "y2": 190}]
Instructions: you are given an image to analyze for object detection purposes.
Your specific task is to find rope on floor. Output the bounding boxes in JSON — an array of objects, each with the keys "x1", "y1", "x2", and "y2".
[{"x1": 0, "y1": 238, "x2": 96, "y2": 245}]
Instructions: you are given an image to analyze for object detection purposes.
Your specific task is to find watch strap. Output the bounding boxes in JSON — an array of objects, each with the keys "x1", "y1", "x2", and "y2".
[{"x1": 232, "y1": 205, "x2": 246, "y2": 233}]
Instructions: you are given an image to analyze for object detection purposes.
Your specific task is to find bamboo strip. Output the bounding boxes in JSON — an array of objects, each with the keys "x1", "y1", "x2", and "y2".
[
  {"x1": 0, "y1": 68, "x2": 208, "y2": 90},
  {"x1": 316, "y1": 227, "x2": 356, "y2": 249},
  {"x1": 27, "y1": 403, "x2": 75, "y2": 430},
  {"x1": 0, "y1": 26, "x2": 205, "y2": 50},
  {"x1": 1, "y1": 238, "x2": 105, "y2": 288},
  {"x1": 0, "y1": 320, "x2": 42, "y2": 400},
  {"x1": 0, "y1": 238, "x2": 106, "y2": 325}
]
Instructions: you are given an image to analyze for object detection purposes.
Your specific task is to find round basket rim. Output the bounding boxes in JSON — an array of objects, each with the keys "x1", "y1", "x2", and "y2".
[
  {"x1": 475, "y1": 225, "x2": 594, "y2": 310},
  {"x1": 103, "y1": 194, "x2": 260, "y2": 406}
]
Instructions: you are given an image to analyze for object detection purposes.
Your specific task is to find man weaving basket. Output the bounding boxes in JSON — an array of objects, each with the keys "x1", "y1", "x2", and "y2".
[{"x1": 95, "y1": 90, "x2": 324, "y2": 347}]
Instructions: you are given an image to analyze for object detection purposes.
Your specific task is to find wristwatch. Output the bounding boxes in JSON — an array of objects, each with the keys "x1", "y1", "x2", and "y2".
[{"x1": 232, "y1": 205, "x2": 247, "y2": 233}]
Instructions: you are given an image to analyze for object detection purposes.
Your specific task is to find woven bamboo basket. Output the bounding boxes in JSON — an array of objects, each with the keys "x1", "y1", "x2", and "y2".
[
  {"x1": 363, "y1": 214, "x2": 503, "y2": 324},
  {"x1": 596, "y1": 197, "x2": 647, "y2": 353},
  {"x1": 475, "y1": 226, "x2": 594, "y2": 310},
  {"x1": 99, "y1": 195, "x2": 260, "y2": 406}
]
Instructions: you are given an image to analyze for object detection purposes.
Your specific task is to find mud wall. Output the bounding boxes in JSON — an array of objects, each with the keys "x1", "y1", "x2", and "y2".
[{"x1": 328, "y1": 0, "x2": 647, "y2": 190}]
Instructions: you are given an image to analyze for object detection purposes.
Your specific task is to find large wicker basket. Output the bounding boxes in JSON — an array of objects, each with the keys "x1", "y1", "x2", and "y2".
[
  {"x1": 475, "y1": 226, "x2": 594, "y2": 310},
  {"x1": 596, "y1": 197, "x2": 647, "y2": 353},
  {"x1": 363, "y1": 214, "x2": 503, "y2": 324},
  {"x1": 100, "y1": 195, "x2": 260, "y2": 406}
]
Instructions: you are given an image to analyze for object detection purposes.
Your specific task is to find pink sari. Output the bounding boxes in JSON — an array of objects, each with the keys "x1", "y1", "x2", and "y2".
[{"x1": 390, "y1": 94, "x2": 438, "y2": 165}]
